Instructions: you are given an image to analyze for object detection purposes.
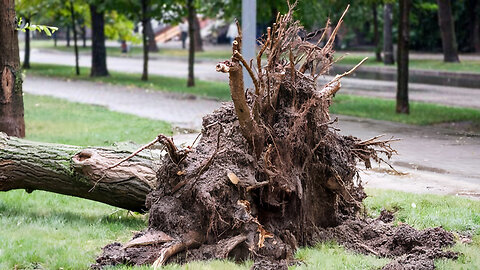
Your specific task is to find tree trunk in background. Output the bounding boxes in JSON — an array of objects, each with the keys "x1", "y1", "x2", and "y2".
[
  {"x1": 146, "y1": 19, "x2": 159, "y2": 52},
  {"x1": 383, "y1": 3, "x2": 394, "y2": 65},
  {"x1": 372, "y1": 4, "x2": 382, "y2": 62},
  {"x1": 90, "y1": 4, "x2": 109, "y2": 77},
  {"x1": 141, "y1": 0, "x2": 149, "y2": 81},
  {"x1": 0, "y1": 133, "x2": 157, "y2": 212},
  {"x1": 0, "y1": 0, "x2": 25, "y2": 138},
  {"x1": 82, "y1": 24, "x2": 87, "y2": 48},
  {"x1": 397, "y1": 0, "x2": 410, "y2": 114},
  {"x1": 187, "y1": 0, "x2": 195, "y2": 87},
  {"x1": 66, "y1": 25, "x2": 71, "y2": 47},
  {"x1": 194, "y1": 12, "x2": 203, "y2": 52},
  {"x1": 473, "y1": 0, "x2": 480, "y2": 52},
  {"x1": 53, "y1": 32, "x2": 58, "y2": 47},
  {"x1": 69, "y1": 0, "x2": 80, "y2": 75},
  {"x1": 22, "y1": 18, "x2": 31, "y2": 69},
  {"x1": 437, "y1": 0, "x2": 460, "y2": 62}
]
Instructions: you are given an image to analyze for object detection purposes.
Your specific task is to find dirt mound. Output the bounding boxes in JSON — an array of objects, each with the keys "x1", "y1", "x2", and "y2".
[
  {"x1": 316, "y1": 215, "x2": 457, "y2": 269},
  {"x1": 92, "y1": 4, "x2": 457, "y2": 270}
]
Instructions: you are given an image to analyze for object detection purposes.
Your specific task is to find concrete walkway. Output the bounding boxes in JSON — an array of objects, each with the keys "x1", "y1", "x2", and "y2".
[
  {"x1": 26, "y1": 49, "x2": 480, "y2": 109},
  {"x1": 23, "y1": 76, "x2": 480, "y2": 199}
]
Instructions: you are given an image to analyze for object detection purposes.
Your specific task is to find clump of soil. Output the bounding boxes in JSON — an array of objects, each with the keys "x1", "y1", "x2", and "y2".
[
  {"x1": 316, "y1": 215, "x2": 457, "y2": 270},
  {"x1": 93, "y1": 4, "x2": 458, "y2": 270}
]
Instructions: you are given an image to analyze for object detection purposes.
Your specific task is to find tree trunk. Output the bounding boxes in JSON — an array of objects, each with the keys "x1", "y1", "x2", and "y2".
[
  {"x1": 90, "y1": 4, "x2": 109, "y2": 77},
  {"x1": 372, "y1": 4, "x2": 382, "y2": 62},
  {"x1": 22, "y1": 18, "x2": 31, "y2": 69},
  {"x1": 82, "y1": 24, "x2": 87, "y2": 48},
  {"x1": 146, "y1": 19, "x2": 159, "y2": 52},
  {"x1": 193, "y1": 12, "x2": 203, "y2": 52},
  {"x1": 473, "y1": 0, "x2": 480, "y2": 52},
  {"x1": 397, "y1": 0, "x2": 410, "y2": 114},
  {"x1": 383, "y1": 3, "x2": 394, "y2": 65},
  {"x1": 141, "y1": 0, "x2": 149, "y2": 81},
  {"x1": 187, "y1": 0, "x2": 195, "y2": 87},
  {"x1": 0, "y1": 133, "x2": 157, "y2": 212},
  {"x1": 0, "y1": 0, "x2": 25, "y2": 138},
  {"x1": 54, "y1": 31, "x2": 57, "y2": 47},
  {"x1": 69, "y1": 0, "x2": 80, "y2": 75},
  {"x1": 437, "y1": 0, "x2": 460, "y2": 62},
  {"x1": 66, "y1": 25, "x2": 71, "y2": 47}
]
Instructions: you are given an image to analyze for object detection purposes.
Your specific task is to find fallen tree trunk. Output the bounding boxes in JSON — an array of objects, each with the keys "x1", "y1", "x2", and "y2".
[{"x1": 0, "y1": 132, "x2": 157, "y2": 212}]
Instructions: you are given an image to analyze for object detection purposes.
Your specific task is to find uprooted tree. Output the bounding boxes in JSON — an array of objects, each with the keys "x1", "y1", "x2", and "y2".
[{"x1": 1, "y1": 4, "x2": 459, "y2": 270}]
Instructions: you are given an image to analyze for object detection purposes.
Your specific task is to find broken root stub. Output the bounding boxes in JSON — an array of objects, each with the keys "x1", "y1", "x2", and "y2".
[{"x1": 94, "y1": 4, "x2": 457, "y2": 269}]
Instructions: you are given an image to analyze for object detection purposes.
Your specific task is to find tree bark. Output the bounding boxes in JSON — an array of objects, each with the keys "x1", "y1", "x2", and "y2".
[
  {"x1": 397, "y1": 0, "x2": 410, "y2": 114},
  {"x1": 66, "y1": 25, "x2": 71, "y2": 47},
  {"x1": 372, "y1": 4, "x2": 382, "y2": 62},
  {"x1": 141, "y1": 0, "x2": 149, "y2": 81},
  {"x1": 90, "y1": 4, "x2": 109, "y2": 77},
  {"x1": 69, "y1": 0, "x2": 80, "y2": 75},
  {"x1": 0, "y1": 133, "x2": 157, "y2": 212},
  {"x1": 187, "y1": 0, "x2": 195, "y2": 87},
  {"x1": 23, "y1": 18, "x2": 31, "y2": 69},
  {"x1": 146, "y1": 19, "x2": 159, "y2": 52},
  {"x1": 383, "y1": 3, "x2": 394, "y2": 65},
  {"x1": 472, "y1": 0, "x2": 480, "y2": 52},
  {"x1": 437, "y1": 0, "x2": 460, "y2": 62},
  {"x1": 0, "y1": 0, "x2": 25, "y2": 138},
  {"x1": 82, "y1": 24, "x2": 87, "y2": 48},
  {"x1": 193, "y1": 12, "x2": 203, "y2": 52}
]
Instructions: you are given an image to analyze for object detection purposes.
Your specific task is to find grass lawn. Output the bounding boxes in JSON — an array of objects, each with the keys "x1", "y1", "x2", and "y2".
[
  {"x1": 27, "y1": 63, "x2": 231, "y2": 101},
  {"x1": 27, "y1": 63, "x2": 480, "y2": 127},
  {"x1": 2, "y1": 188, "x2": 479, "y2": 269},
  {"x1": 0, "y1": 96, "x2": 479, "y2": 269},
  {"x1": 24, "y1": 41, "x2": 232, "y2": 61},
  {"x1": 336, "y1": 54, "x2": 480, "y2": 73},
  {"x1": 24, "y1": 94, "x2": 172, "y2": 146},
  {"x1": 25, "y1": 40, "x2": 480, "y2": 73}
]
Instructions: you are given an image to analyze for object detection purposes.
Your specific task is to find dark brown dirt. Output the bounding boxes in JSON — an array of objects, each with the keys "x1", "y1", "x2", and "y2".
[{"x1": 92, "y1": 5, "x2": 458, "y2": 270}]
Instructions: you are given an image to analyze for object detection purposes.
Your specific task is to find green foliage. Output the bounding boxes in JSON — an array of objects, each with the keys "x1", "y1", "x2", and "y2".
[
  {"x1": 104, "y1": 11, "x2": 141, "y2": 43},
  {"x1": 16, "y1": 17, "x2": 58, "y2": 36}
]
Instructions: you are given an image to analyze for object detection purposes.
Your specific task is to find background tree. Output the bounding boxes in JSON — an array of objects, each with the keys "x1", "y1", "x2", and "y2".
[
  {"x1": 436, "y1": 0, "x2": 460, "y2": 62},
  {"x1": 89, "y1": 2, "x2": 109, "y2": 77},
  {"x1": 397, "y1": 0, "x2": 410, "y2": 114},
  {"x1": 0, "y1": 0, "x2": 25, "y2": 137},
  {"x1": 383, "y1": 2, "x2": 394, "y2": 65}
]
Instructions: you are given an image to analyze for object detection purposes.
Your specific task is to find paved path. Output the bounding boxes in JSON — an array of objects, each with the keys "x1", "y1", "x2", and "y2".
[
  {"x1": 26, "y1": 49, "x2": 480, "y2": 109},
  {"x1": 24, "y1": 76, "x2": 220, "y2": 131},
  {"x1": 23, "y1": 76, "x2": 480, "y2": 199}
]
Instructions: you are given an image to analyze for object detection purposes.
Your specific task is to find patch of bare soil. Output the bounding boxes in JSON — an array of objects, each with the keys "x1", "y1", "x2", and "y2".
[{"x1": 92, "y1": 4, "x2": 459, "y2": 270}]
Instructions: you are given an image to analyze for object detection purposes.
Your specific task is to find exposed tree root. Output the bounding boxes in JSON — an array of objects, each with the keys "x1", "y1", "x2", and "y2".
[{"x1": 93, "y1": 3, "x2": 458, "y2": 270}]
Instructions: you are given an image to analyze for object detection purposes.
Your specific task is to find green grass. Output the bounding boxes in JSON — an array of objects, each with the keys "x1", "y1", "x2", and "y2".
[
  {"x1": 2, "y1": 188, "x2": 479, "y2": 269},
  {"x1": 331, "y1": 94, "x2": 480, "y2": 126},
  {"x1": 25, "y1": 40, "x2": 480, "y2": 73},
  {"x1": 25, "y1": 41, "x2": 232, "y2": 61},
  {"x1": 364, "y1": 189, "x2": 480, "y2": 270},
  {"x1": 0, "y1": 190, "x2": 148, "y2": 270},
  {"x1": 27, "y1": 63, "x2": 231, "y2": 101},
  {"x1": 337, "y1": 55, "x2": 480, "y2": 73},
  {"x1": 24, "y1": 94, "x2": 172, "y2": 146}
]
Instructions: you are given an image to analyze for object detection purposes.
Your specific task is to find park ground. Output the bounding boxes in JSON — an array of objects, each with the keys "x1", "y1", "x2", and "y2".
[{"x1": 1, "y1": 42, "x2": 480, "y2": 269}]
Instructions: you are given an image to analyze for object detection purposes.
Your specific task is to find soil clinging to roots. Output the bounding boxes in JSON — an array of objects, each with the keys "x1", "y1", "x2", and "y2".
[{"x1": 93, "y1": 3, "x2": 458, "y2": 269}]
